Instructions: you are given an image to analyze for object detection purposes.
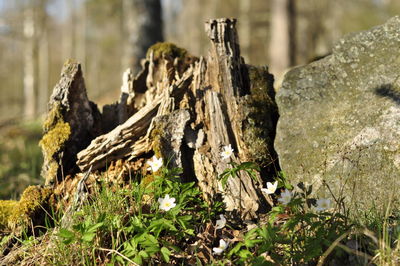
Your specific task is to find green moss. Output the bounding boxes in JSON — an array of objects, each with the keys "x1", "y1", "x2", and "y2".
[
  {"x1": 0, "y1": 200, "x2": 18, "y2": 229},
  {"x1": 149, "y1": 126, "x2": 164, "y2": 159},
  {"x1": 0, "y1": 186, "x2": 52, "y2": 231},
  {"x1": 146, "y1": 42, "x2": 188, "y2": 60},
  {"x1": 40, "y1": 122, "x2": 71, "y2": 161},
  {"x1": 243, "y1": 66, "x2": 278, "y2": 168},
  {"x1": 8, "y1": 186, "x2": 52, "y2": 231},
  {"x1": 39, "y1": 102, "x2": 71, "y2": 183}
]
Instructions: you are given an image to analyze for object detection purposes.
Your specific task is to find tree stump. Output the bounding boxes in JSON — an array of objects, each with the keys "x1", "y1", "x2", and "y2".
[{"x1": 45, "y1": 19, "x2": 278, "y2": 219}]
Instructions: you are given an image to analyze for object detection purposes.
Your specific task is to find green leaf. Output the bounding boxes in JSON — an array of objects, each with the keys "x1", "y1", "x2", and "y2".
[
  {"x1": 133, "y1": 255, "x2": 142, "y2": 265},
  {"x1": 238, "y1": 162, "x2": 260, "y2": 171},
  {"x1": 148, "y1": 218, "x2": 177, "y2": 237},
  {"x1": 176, "y1": 215, "x2": 192, "y2": 229},
  {"x1": 184, "y1": 229, "x2": 195, "y2": 235},
  {"x1": 160, "y1": 247, "x2": 171, "y2": 262},
  {"x1": 144, "y1": 245, "x2": 160, "y2": 256},
  {"x1": 238, "y1": 249, "x2": 252, "y2": 259},
  {"x1": 138, "y1": 250, "x2": 149, "y2": 259},
  {"x1": 227, "y1": 242, "x2": 243, "y2": 256},
  {"x1": 81, "y1": 232, "x2": 96, "y2": 243},
  {"x1": 86, "y1": 222, "x2": 104, "y2": 233},
  {"x1": 58, "y1": 228, "x2": 74, "y2": 239}
]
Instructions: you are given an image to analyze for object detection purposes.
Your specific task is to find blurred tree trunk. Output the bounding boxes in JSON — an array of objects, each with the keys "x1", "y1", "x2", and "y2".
[
  {"x1": 238, "y1": 0, "x2": 251, "y2": 61},
  {"x1": 269, "y1": 0, "x2": 296, "y2": 76},
  {"x1": 76, "y1": 1, "x2": 87, "y2": 67},
  {"x1": 37, "y1": 0, "x2": 49, "y2": 115},
  {"x1": 23, "y1": 4, "x2": 36, "y2": 119},
  {"x1": 123, "y1": 0, "x2": 163, "y2": 74},
  {"x1": 63, "y1": 0, "x2": 76, "y2": 59}
]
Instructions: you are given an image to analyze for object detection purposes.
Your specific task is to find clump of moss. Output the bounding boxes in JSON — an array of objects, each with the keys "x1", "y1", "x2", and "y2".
[
  {"x1": 242, "y1": 66, "x2": 279, "y2": 168},
  {"x1": 149, "y1": 127, "x2": 163, "y2": 159},
  {"x1": 146, "y1": 42, "x2": 188, "y2": 60},
  {"x1": 0, "y1": 200, "x2": 18, "y2": 230},
  {"x1": 39, "y1": 102, "x2": 71, "y2": 184},
  {"x1": 8, "y1": 186, "x2": 52, "y2": 231}
]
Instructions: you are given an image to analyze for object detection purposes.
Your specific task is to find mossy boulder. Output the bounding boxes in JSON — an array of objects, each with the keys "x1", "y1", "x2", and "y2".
[{"x1": 275, "y1": 16, "x2": 400, "y2": 216}]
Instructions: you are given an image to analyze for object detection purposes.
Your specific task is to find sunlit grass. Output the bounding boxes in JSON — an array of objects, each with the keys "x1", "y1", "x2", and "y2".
[{"x1": 0, "y1": 120, "x2": 43, "y2": 200}]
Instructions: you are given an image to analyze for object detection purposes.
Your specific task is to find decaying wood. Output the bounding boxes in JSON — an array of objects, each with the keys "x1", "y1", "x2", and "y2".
[
  {"x1": 77, "y1": 66, "x2": 194, "y2": 171},
  {"x1": 40, "y1": 60, "x2": 101, "y2": 185},
  {"x1": 190, "y1": 19, "x2": 264, "y2": 217},
  {"x1": 46, "y1": 18, "x2": 278, "y2": 219},
  {"x1": 102, "y1": 68, "x2": 136, "y2": 133},
  {"x1": 77, "y1": 98, "x2": 161, "y2": 172}
]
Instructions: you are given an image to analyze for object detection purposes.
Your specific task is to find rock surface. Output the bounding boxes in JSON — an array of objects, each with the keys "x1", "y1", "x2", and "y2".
[{"x1": 275, "y1": 16, "x2": 400, "y2": 215}]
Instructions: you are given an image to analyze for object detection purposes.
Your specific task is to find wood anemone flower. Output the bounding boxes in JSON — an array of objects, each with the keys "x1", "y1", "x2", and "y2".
[
  {"x1": 278, "y1": 189, "x2": 292, "y2": 205},
  {"x1": 215, "y1": 214, "x2": 226, "y2": 229},
  {"x1": 147, "y1": 155, "x2": 163, "y2": 172},
  {"x1": 213, "y1": 239, "x2": 228, "y2": 255},
  {"x1": 261, "y1": 181, "x2": 278, "y2": 195},
  {"x1": 220, "y1": 144, "x2": 234, "y2": 160},
  {"x1": 158, "y1": 194, "x2": 176, "y2": 211}
]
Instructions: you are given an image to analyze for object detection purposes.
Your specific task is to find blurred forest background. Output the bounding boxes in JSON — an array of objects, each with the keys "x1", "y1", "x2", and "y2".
[{"x1": 0, "y1": 0, "x2": 399, "y2": 199}]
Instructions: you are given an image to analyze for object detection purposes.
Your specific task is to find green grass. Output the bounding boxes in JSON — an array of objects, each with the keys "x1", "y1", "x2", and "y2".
[
  {"x1": 0, "y1": 121, "x2": 43, "y2": 200},
  {"x1": 0, "y1": 143, "x2": 399, "y2": 264}
]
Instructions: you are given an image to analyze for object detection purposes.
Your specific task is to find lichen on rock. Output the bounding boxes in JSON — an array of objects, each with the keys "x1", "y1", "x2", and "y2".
[{"x1": 275, "y1": 16, "x2": 400, "y2": 215}]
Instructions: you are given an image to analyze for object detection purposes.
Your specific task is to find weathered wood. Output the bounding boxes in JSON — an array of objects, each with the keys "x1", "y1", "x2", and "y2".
[
  {"x1": 77, "y1": 98, "x2": 161, "y2": 171},
  {"x1": 45, "y1": 18, "x2": 279, "y2": 219},
  {"x1": 39, "y1": 60, "x2": 101, "y2": 185},
  {"x1": 183, "y1": 19, "x2": 264, "y2": 218},
  {"x1": 102, "y1": 68, "x2": 136, "y2": 133},
  {"x1": 76, "y1": 66, "x2": 194, "y2": 172},
  {"x1": 151, "y1": 109, "x2": 191, "y2": 170}
]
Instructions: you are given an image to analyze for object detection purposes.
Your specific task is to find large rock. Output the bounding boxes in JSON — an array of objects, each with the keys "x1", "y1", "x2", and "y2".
[{"x1": 275, "y1": 16, "x2": 400, "y2": 215}]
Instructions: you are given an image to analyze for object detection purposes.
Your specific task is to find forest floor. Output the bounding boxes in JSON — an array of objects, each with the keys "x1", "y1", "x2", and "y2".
[{"x1": 0, "y1": 120, "x2": 399, "y2": 265}]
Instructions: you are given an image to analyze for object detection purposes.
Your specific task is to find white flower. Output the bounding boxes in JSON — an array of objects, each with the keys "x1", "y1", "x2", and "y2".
[
  {"x1": 315, "y1": 198, "x2": 331, "y2": 212},
  {"x1": 147, "y1": 155, "x2": 163, "y2": 172},
  {"x1": 215, "y1": 214, "x2": 226, "y2": 230},
  {"x1": 220, "y1": 144, "x2": 234, "y2": 160},
  {"x1": 261, "y1": 181, "x2": 278, "y2": 195},
  {"x1": 158, "y1": 194, "x2": 176, "y2": 211},
  {"x1": 278, "y1": 189, "x2": 292, "y2": 205},
  {"x1": 213, "y1": 239, "x2": 228, "y2": 254}
]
